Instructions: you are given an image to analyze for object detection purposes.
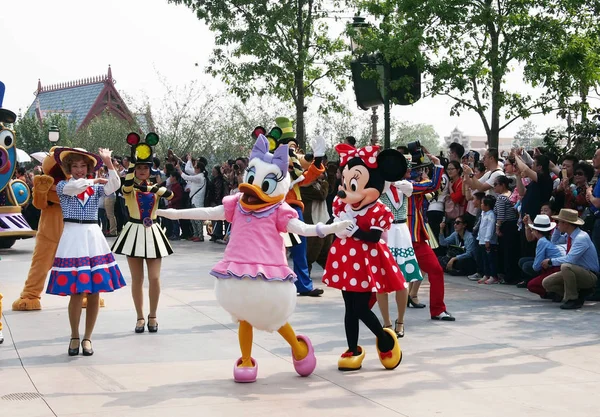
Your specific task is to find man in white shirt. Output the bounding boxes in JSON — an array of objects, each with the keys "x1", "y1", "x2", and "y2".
[{"x1": 462, "y1": 148, "x2": 503, "y2": 197}]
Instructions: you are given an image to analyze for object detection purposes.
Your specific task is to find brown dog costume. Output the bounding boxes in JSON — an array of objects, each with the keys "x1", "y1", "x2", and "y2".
[{"x1": 12, "y1": 148, "x2": 104, "y2": 310}]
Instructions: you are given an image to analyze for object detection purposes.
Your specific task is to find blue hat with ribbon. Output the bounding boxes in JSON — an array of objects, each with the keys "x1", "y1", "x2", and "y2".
[{"x1": 0, "y1": 82, "x2": 17, "y2": 124}]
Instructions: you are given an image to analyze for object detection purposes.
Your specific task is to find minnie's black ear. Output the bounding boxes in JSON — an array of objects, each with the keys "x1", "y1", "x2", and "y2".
[{"x1": 378, "y1": 149, "x2": 407, "y2": 182}]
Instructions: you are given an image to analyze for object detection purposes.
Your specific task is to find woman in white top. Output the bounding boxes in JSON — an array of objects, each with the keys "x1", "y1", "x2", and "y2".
[{"x1": 177, "y1": 156, "x2": 207, "y2": 242}]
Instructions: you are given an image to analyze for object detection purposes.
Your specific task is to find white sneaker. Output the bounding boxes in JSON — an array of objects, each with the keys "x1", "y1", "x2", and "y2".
[
  {"x1": 468, "y1": 273, "x2": 483, "y2": 281},
  {"x1": 0, "y1": 330, "x2": 4, "y2": 344}
]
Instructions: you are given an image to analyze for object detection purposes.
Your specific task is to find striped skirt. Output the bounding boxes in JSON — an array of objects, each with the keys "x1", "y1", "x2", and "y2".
[{"x1": 112, "y1": 219, "x2": 173, "y2": 259}]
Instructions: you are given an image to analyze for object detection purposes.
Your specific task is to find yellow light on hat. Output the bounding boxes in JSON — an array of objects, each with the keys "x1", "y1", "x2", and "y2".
[{"x1": 136, "y1": 144, "x2": 152, "y2": 160}]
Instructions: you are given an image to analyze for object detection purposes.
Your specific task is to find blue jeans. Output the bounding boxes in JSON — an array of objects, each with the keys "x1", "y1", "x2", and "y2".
[
  {"x1": 481, "y1": 244, "x2": 498, "y2": 277},
  {"x1": 518, "y1": 257, "x2": 536, "y2": 279},
  {"x1": 291, "y1": 206, "x2": 313, "y2": 293}
]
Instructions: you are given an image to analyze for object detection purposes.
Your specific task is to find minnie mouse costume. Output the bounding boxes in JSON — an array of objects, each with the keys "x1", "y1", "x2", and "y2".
[{"x1": 323, "y1": 144, "x2": 407, "y2": 371}]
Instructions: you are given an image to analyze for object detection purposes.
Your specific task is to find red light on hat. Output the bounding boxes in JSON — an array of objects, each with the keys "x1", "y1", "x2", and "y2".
[
  {"x1": 252, "y1": 126, "x2": 266, "y2": 139},
  {"x1": 127, "y1": 132, "x2": 140, "y2": 146}
]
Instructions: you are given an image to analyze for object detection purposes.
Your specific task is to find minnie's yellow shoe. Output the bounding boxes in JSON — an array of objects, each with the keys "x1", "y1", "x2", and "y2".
[
  {"x1": 338, "y1": 346, "x2": 365, "y2": 371},
  {"x1": 376, "y1": 328, "x2": 402, "y2": 370}
]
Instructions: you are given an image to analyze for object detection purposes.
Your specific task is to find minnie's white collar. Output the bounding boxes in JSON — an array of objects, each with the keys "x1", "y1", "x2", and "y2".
[{"x1": 341, "y1": 200, "x2": 377, "y2": 218}]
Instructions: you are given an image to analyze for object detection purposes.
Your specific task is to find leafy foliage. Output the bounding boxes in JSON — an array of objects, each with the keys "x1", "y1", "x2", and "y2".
[
  {"x1": 169, "y1": 0, "x2": 349, "y2": 148},
  {"x1": 355, "y1": 0, "x2": 597, "y2": 149},
  {"x1": 391, "y1": 122, "x2": 440, "y2": 155},
  {"x1": 513, "y1": 120, "x2": 539, "y2": 150},
  {"x1": 523, "y1": 3, "x2": 600, "y2": 123},
  {"x1": 13, "y1": 113, "x2": 75, "y2": 155},
  {"x1": 73, "y1": 111, "x2": 138, "y2": 158}
]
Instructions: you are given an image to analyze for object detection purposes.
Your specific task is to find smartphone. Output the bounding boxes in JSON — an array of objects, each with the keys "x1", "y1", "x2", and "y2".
[{"x1": 562, "y1": 168, "x2": 568, "y2": 179}]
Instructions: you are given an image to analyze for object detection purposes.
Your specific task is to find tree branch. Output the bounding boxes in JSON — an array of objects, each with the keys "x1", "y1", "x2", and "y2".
[
  {"x1": 444, "y1": 92, "x2": 491, "y2": 135},
  {"x1": 306, "y1": 68, "x2": 333, "y2": 91},
  {"x1": 499, "y1": 103, "x2": 557, "y2": 131}
]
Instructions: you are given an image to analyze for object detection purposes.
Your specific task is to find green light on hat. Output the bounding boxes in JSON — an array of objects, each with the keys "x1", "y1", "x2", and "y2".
[
  {"x1": 268, "y1": 127, "x2": 282, "y2": 141},
  {"x1": 145, "y1": 132, "x2": 159, "y2": 146}
]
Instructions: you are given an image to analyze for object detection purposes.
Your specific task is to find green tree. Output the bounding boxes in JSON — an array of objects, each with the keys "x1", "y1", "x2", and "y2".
[
  {"x1": 391, "y1": 122, "x2": 440, "y2": 155},
  {"x1": 513, "y1": 121, "x2": 539, "y2": 150},
  {"x1": 168, "y1": 0, "x2": 348, "y2": 149},
  {"x1": 74, "y1": 111, "x2": 138, "y2": 158},
  {"x1": 152, "y1": 78, "x2": 290, "y2": 167},
  {"x1": 523, "y1": 4, "x2": 600, "y2": 156},
  {"x1": 13, "y1": 113, "x2": 75, "y2": 155},
  {"x1": 311, "y1": 103, "x2": 373, "y2": 153},
  {"x1": 355, "y1": 0, "x2": 594, "y2": 150}
]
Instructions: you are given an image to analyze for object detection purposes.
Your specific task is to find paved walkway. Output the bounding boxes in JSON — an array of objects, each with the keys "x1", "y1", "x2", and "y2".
[{"x1": 1, "y1": 237, "x2": 599, "y2": 417}]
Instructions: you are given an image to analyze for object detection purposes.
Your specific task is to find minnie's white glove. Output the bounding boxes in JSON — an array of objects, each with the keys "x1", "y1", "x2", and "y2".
[
  {"x1": 334, "y1": 219, "x2": 359, "y2": 239},
  {"x1": 319, "y1": 220, "x2": 354, "y2": 238}
]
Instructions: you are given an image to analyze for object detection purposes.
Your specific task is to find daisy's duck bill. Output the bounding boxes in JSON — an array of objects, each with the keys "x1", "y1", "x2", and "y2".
[{"x1": 239, "y1": 134, "x2": 291, "y2": 211}]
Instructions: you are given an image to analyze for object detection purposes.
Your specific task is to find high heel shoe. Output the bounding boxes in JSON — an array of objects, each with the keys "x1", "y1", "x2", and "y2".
[
  {"x1": 407, "y1": 295, "x2": 426, "y2": 308},
  {"x1": 147, "y1": 315, "x2": 158, "y2": 333},
  {"x1": 81, "y1": 339, "x2": 94, "y2": 356},
  {"x1": 68, "y1": 338, "x2": 80, "y2": 356},
  {"x1": 135, "y1": 318, "x2": 145, "y2": 333},
  {"x1": 394, "y1": 320, "x2": 405, "y2": 338}
]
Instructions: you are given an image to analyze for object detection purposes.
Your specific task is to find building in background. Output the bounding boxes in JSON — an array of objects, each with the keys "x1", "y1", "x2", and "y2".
[
  {"x1": 444, "y1": 127, "x2": 514, "y2": 153},
  {"x1": 26, "y1": 65, "x2": 153, "y2": 133}
]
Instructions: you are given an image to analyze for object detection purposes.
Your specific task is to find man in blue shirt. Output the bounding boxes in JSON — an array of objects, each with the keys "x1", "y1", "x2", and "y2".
[{"x1": 541, "y1": 209, "x2": 599, "y2": 309}]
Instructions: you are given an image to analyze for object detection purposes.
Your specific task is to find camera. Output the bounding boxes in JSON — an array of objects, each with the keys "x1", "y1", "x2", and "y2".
[{"x1": 407, "y1": 140, "x2": 427, "y2": 166}]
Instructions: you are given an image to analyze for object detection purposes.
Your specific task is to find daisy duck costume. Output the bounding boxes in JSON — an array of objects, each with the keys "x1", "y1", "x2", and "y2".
[
  {"x1": 157, "y1": 134, "x2": 352, "y2": 383},
  {"x1": 322, "y1": 144, "x2": 407, "y2": 371}
]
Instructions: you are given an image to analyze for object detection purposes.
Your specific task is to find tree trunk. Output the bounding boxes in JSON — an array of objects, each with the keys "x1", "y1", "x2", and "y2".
[
  {"x1": 486, "y1": 0, "x2": 500, "y2": 151},
  {"x1": 295, "y1": 74, "x2": 306, "y2": 150},
  {"x1": 295, "y1": 0, "x2": 306, "y2": 150}
]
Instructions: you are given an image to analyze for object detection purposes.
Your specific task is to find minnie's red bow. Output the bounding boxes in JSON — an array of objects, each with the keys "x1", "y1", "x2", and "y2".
[
  {"x1": 77, "y1": 187, "x2": 94, "y2": 201},
  {"x1": 379, "y1": 350, "x2": 393, "y2": 359},
  {"x1": 335, "y1": 143, "x2": 380, "y2": 168}
]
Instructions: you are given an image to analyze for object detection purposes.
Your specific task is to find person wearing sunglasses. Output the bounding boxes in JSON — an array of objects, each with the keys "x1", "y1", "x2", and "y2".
[
  {"x1": 438, "y1": 216, "x2": 477, "y2": 276},
  {"x1": 562, "y1": 162, "x2": 594, "y2": 217}
]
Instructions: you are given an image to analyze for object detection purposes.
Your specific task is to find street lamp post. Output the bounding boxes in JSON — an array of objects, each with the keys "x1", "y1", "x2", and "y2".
[
  {"x1": 349, "y1": 15, "x2": 391, "y2": 150},
  {"x1": 349, "y1": 15, "x2": 421, "y2": 150},
  {"x1": 370, "y1": 107, "x2": 379, "y2": 145},
  {"x1": 48, "y1": 125, "x2": 60, "y2": 143}
]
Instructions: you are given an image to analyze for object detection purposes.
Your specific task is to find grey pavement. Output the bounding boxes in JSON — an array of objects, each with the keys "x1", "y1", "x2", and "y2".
[{"x1": 1, "y1": 237, "x2": 600, "y2": 417}]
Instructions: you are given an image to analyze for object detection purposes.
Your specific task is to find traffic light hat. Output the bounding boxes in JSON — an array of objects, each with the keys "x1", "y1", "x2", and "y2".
[
  {"x1": 251, "y1": 126, "x2": 283, "y2": 152},
  {"x1": 126, "y1": 132, "x2": 159, "y2": 165}
]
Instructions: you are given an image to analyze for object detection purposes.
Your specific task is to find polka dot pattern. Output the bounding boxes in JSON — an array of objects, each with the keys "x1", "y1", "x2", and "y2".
[
  {"x1": 322, "y1": 200, "x2": 405, "y2": 293},
  {"x1": 47, "y1": 253, "x2": 126, "y2": 296}
]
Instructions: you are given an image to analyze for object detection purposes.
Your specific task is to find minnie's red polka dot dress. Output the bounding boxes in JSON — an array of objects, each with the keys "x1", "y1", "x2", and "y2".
[{"x1": 322, "y1": 198, "x2": 406, "y2": 293}]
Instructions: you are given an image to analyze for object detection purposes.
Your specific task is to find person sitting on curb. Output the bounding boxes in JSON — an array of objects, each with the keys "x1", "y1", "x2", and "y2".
[
  {"x1": 438, "y1": 216, "x2": 477, "y2": 276},
  {"x1": 522, "y1": 214, "x2": 565, "y2": 300},
  {"x1": 541, "y1": 209, "x2": 599, "y2": 310}
]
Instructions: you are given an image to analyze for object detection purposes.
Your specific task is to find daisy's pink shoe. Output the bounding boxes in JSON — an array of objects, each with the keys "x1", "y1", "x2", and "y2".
[
  {"x1": 293, "y1": 335, "x2": 317, "y2": 377},
  {"x1": 233, "y1": 357, "x2": 258, "y2": 383}
]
